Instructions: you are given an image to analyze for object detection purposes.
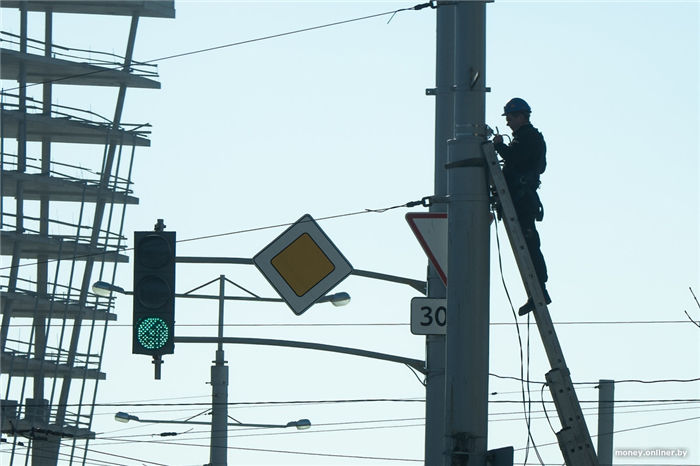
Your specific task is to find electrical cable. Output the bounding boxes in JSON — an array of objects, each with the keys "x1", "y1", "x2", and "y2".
[
  {"x1": 86, "y1": 415, "x2": 700, "y2": 465},
  {"x1": 92, "y1": 400, "x2": 700, "y2": 444},
  {"x1": 540, "y1": 383, "x2": 557, "y2": 435},
  {"x1": 96, "y1": 422, "x2": 424, "y2": 446},
  {"x1": 512, "y1": 415, "x2": 700, "y2": 453},
  {"x1": 53, "y1": 427, "x2": 426, "y2": 464},
  {"x1": 93, "y1": 400, "x2": 700, "y2": 444},
  {"x1": 2, "y1": 2, "x2": 434, "y2": 274},
  {"x1": 4, "y1": 394, "x2": 697, "y2": 415},
  {"x1": 6, "y1": 406, "x2": 697, "y2": 466},
  {"x1": 2, "y1": 4, "x2": 432, "y2": 94},
  {"x1": 0, "y1": 201, "x2": 420, "y2": 272},
  {"x1": 404, "y1": 363, "x2": 427, "y2": 387},
  {"x1": 685, "y1": 287, "x2": 700, "y2": 327},
  {"x1": 175, "y1": 203, "x2": 410, "y2": 245},
  {"x1": 493, "y1": 210, "x2": 545, "y2": 465},
  {"x1": 525, "y1": 312, "x2": 545, "y2": 466},
  {"x1": 7, "y1": 319, "x2": 696, "y2": 328},
  {"x1": 2, "y1": 2, "x2": 697, "y2": 464}
]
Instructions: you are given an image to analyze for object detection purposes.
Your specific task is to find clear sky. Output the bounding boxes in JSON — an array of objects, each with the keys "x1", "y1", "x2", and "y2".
[{"x1": 2, "y1": 1, "x2": 699, "y2": 465}]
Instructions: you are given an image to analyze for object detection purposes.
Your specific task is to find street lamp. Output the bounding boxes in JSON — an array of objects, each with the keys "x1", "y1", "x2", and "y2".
[
  {"x1": 318, "y1": 291, "x2": 351, "y2": 307},
  {"x1": 114, "y1": 411, "x2": 311, "y2": 430},
  {"x1": 114, "y1": 411, "x2": 137, "y2": 423},
  {"x1": 92, "y1": 280, "x2": 126, "y2": 297},
  {"x1": 286, "y1": 419, "x2": 311, "y2": 430},
  {"x1": 92, "y1": 280, "x2": 349, "y2": 307}
]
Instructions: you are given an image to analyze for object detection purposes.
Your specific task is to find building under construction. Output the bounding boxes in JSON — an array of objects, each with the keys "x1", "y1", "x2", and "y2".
[{"x1": 1, "y1": 2, "x2": 174, "y2": 465}]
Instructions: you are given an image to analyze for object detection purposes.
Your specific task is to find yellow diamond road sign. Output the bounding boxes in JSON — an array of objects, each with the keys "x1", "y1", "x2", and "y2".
[{"x1": 254, "y1": 214, "x2": 353, "y2": 315}]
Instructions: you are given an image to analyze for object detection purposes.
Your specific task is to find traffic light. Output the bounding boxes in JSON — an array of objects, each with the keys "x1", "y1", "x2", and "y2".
[{"x1": 132, "y1": 231, "x2": 176, "y2": 355}]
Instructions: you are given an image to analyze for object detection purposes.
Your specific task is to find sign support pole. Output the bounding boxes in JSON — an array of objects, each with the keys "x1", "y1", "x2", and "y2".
[{"x1": 425, "y1": 3, "x2": 455, "y2": 464}]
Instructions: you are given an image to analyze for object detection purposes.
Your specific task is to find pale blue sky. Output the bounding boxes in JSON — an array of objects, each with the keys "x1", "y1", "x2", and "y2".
[{"x1": 2, "y1": 1, "x2": 699, "y2": 465}]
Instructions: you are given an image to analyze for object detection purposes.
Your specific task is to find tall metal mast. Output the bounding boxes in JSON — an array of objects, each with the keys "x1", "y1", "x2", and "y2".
[{"x1": 444, "y1": 2, "x2": 490, "y2": 465}]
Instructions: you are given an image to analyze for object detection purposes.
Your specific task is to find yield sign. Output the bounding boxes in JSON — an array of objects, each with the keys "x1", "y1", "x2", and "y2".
[{"x1": 406, "y1": 213, "x2": 447, "y2": 286}]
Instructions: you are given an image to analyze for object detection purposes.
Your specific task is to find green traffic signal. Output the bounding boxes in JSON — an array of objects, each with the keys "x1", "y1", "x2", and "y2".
[{"x1": 136, "y1": 317, "x2": 171, "y2": 351}]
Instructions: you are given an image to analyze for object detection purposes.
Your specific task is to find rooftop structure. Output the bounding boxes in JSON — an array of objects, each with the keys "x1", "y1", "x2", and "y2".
[{"x1": 1, "y1": 2, "x2": 175, "y2": 465}]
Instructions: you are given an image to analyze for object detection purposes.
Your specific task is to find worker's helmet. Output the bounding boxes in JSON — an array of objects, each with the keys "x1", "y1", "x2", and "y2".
[{"x1": 502, "y1": 97, "x2": 531, "y2": 116}]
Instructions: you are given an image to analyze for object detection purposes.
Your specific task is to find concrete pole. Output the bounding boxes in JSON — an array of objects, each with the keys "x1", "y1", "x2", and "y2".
[
  {"x1": 597, "y1": 380, "x2": 615, "y2": 466},
  {"x1": 424, "y1": 3, "x2": 455, "y2": 465},
  {"x1": 444, "y1": 2, "x2": 490, "y2": 466},
  {"x1": 210, "y1": 275, "x2": 229, "y2": 466}
]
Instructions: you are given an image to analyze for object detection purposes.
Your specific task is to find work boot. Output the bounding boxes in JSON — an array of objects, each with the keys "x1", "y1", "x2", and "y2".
[{"x1": 518, "y1": 289, "x2": 552, "y2": 316}]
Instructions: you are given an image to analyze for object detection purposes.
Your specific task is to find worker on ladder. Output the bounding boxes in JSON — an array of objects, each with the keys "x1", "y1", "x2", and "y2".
[{"x1": 492, "y1": 97, "x2": 550, "y2": 316}]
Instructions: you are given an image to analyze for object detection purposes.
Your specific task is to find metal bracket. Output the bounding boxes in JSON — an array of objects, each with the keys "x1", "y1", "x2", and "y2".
[
  {"x1": 406, "y1": 196, "x2": 438, "y2": 208},
  {"x1": 451, "y1": 85, "x2": 492, "y2": 93},
  {"x1": 412, "y1": 0, "x2": 438, "y2": 10},
  {"x1": 454, "y1": 123, "x2": 490, "y2": 138},
  {"x1": 152, "y1": 355, "x2": 163, "y2": 380},
  {"x1": 425, "y1": 87, "x2": 451, "y2": 96},
  {"x1": 426, "y1": 86, "x2": 491, "y2": 96},
  {"x1": 426, "y1": 196, "x2": 448, "y2": 205}
]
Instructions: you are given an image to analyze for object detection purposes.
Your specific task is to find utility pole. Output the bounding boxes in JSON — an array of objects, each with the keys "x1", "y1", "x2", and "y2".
[
  {"x1": 424, "y1": 2, "x2": 455, "y2": 465},
  {"x1": 597, "y1": 380, "x2": 615, "y2": 466},
  {"x1": 444, "y1": 2, "x2": 490, "y2": 466},
  {"x1": 210, "y1": 275, "x2": 229, "y2": 466}
]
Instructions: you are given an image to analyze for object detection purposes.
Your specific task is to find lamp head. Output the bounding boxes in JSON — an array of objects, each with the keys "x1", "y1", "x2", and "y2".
[
  {"x1": 92, "y1": 281, "x2": 126, "y2": 297},
  {"x1": 290, "y1": 419, "x2": 311, "y2": 430},
  {"x1": 329, "y1": 292, "x2": 351, "y2": 307},
  {"x1": 114, "y1": 412, "x2": 138, "y2": 423}
]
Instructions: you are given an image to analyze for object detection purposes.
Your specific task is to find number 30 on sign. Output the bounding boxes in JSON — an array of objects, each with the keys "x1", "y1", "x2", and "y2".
[{"x1": 410, "y1": 298, "x2": 446, "y2": 335}]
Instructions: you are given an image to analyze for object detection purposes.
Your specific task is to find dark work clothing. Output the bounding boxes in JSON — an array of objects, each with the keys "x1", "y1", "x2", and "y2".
[{"x1": 494, "y1": 123, "x2": 548, "y2": 288}]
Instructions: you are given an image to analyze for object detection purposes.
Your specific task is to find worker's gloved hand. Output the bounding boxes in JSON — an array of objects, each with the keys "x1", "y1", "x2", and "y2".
[{"x1": 493, "y1": 134, "x2": 504, "y2": 145}]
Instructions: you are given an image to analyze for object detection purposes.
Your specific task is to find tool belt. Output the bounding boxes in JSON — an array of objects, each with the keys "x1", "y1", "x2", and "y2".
[{"x1": 511, "y1": 173, "x2": 544, "y2": 222}]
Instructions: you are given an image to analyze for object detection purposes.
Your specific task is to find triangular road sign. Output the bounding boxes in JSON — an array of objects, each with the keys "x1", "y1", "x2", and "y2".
[{"x1": 406, "y1": 213, "x2": 447, "y2": 286}]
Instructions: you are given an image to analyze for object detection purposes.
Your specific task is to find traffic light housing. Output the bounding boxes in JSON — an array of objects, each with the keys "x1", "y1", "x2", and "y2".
[{"x1": 133, "y1": 231, "x2": 176, "y2": 355}]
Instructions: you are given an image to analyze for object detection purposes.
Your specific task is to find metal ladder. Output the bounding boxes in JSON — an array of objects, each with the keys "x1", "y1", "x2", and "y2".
[{"x1": 483, "y1": 142, "x2": 600, "y2": 466}]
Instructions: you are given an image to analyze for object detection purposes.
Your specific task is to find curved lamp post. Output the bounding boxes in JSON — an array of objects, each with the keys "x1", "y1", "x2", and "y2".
[
  {"x1": 114, "y1": 411, "x2": 311, "y2": 430},
  {"x1": 92, "y1": 280, "x2": 350, "y2": 307}
]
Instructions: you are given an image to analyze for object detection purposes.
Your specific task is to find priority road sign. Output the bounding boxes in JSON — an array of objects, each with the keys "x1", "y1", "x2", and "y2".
[{"x1": 254, "y1": 214, "x2": 353, "y2": 316}]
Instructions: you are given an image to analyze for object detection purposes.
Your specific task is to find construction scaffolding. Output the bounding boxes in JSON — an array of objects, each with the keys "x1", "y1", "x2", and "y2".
[{"x1": 0, "y1": 2, "x2": 174, "y2": 465}]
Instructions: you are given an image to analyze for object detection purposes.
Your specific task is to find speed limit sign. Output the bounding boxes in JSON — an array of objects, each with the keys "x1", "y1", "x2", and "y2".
[{"x1": 410, "y1": 298, "x2": 447, "y2": 335}]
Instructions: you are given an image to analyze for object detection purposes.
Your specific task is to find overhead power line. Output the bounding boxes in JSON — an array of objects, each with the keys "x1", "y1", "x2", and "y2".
[
  {"x1": 73, "y1": 415, "x2": 700, "y2": 465},
  {"x1": 512, "y1": 415, "x2": 700, "y2": 453},
  {"x1": 0, "y1": 201, "x2": 417, "y2": 272},
  {"x1": 2, "y1": 3, "x2": 435, "y2": 93},
  {"x1": 7, "y1": 319, "x2": 696, "y2": 329}
]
